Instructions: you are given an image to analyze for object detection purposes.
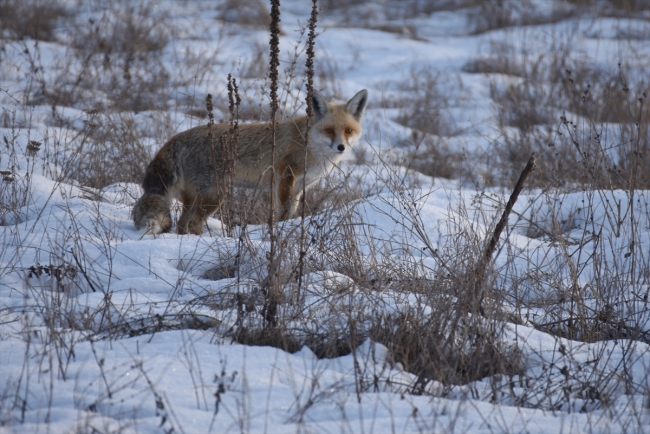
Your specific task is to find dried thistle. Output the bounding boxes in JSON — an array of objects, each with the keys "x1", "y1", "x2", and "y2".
[
  {"x1": 26, "y1": 140, "x2": 41, "y2": 156},
  {"x1": 264, "y1": 0, "x2": 282, "y2": 327}
]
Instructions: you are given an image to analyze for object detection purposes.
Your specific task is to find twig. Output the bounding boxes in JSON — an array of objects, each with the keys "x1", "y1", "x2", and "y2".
[{"x1": 474, "y1": 152, "x2": 537, "y2": 314}]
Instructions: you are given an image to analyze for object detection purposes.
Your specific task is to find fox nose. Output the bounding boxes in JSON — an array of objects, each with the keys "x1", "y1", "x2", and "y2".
[{"x1": 337, "y1": 144, "x2": 345, "y2": 152}]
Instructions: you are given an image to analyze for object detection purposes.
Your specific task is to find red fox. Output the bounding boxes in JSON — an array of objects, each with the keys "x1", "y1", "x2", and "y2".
[{"x1": 132, "y1": 89, "x2": 368, "y2": 235}]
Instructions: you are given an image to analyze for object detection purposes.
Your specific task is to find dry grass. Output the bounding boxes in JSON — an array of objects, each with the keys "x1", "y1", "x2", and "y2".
[
  {"x1": 566, "y1": 0, "x2": 650, "y2": 14},
  {"x1": 11, "y1": 0, "x2": 175, "y2": 113},
  {"x1": 2, "y1": 1, "x2": 650, "y2": 431},
  {"x1": 398, "y1": 133, "x2": 465, "y2": 180},
  {"x1": 216, "y1": 0, "x2": 273, "y2": 30},
  {"x1": 2, "y1": 1, "x2": 222, "y2": 189},
  {"x1": 0, "y1": 0, "x2": 68, "y2": 41},
  {"x1": 64, "y1": 1, "x2": 172, "y2": 112},
  {"x1": 460, "y1": 27, "x2": 650, "y2": 189},
  {"x1": 71, "y1": 112, "x2": 155, "y2": 189},
  {"x1": 391, "y1": 67, "x2": 469, "y2": 180},
  {"x1": 321, "y1": 0, "x2": 481, "y2": 20},
  {"x1": 191, "y1": 184, "x2": 526, "y2": 386},
  {"x1": 395, "y1": 68, "x2": 465, "y2": 137}
]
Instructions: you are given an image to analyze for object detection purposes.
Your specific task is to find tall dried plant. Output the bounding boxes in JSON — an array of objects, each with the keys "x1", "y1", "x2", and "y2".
[
  {"x1": 296, "y1": 0, "x2": 319, "y2": 302},
  {"x1": 218, "y1": 74, "x2": 240, "y2": 237},
  {"x1": 263, "y1": 0, "x2": 282, "y2": 327}
]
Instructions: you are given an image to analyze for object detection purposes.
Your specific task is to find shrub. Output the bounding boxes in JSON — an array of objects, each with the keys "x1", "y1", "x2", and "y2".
[{"x1": 0, "y1": 0, "x2": 67, "y2": 41}]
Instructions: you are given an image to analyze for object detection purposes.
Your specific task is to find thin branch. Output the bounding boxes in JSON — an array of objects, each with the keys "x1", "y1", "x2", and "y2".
[{"x1": 474, "y1": 152, "x2": 537, "y2": 313}]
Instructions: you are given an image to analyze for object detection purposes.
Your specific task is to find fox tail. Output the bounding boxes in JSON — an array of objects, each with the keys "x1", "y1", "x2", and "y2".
[{"x1": 132, "y1": 153, "x2": 177, "y2": 234}]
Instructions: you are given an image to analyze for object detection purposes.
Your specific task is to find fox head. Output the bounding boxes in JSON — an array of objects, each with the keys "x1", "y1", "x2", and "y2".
[{"x1": 310, "y1": 89, "x2": 368, "y2": 156}]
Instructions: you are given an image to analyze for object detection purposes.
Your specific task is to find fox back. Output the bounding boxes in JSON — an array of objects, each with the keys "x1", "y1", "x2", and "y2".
[{"x1": 132, "y1": 89, "x2": 368, "y2": 234}]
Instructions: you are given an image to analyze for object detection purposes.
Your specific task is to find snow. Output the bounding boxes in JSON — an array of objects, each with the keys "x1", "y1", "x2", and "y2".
[{"x1": 2, "y1": 0, "x2": 650, "y2": 432}]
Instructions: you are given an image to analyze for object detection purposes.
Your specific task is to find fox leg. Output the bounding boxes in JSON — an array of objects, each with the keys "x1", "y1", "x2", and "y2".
[
  {"x1": 177, "y1": 191, "x2": 196, "y2": 235},
  {"x1": 286, "y1": 175, "x2": 320, "y2": 219},
  {"x1": 178, "y1": 191, "x2": 221, "y2": 235},
  {"x1": 277, "y1": 170, "x2": 296, "y2": 220},
  {"x1": 288, "y1": 185, "x2": 304, "y2": 219}
]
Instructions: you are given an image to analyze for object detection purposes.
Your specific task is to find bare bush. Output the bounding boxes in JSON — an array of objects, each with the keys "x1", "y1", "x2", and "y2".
[
  {"x1": 391, "y1": 68, "x2": 467, "y2": 180},
  {"x1": 322, "y1": 0, "x2": 481, "y2": 21},
  {"x1": 398, "y1": 132, "x2": 464, "y2": 180},
  {"x1": 71, "y1": 112, "x2": 154, "y2": 188},
  {"x1": 566, "y1": 0, "x2": 650, "y2": 14},
  {"x1": 0, "y1": 113, "x2": 36, "y2": 225},
  {"x1": 0, "y1": 0, "x2": 67, "y2": 41},
  {"x1": 467, "y1": 0, "x2": 576, "y2": 34},
  {"x1": 15, "y1": 0, "x2": 174, "y2": 112},
  {"x1": 216, "y1": 0, "x2": 273, "y2": 31},
  {"x1": 66, "y1": 2, "x2": 172, "y2": 112},
  {"x1": 239, "y1": 40, "x2": 269, "y2": 80},
  {"x1": 395, "y1": 68, "x2": 464, "y2": 137},
  {"x1": 464, "y1": 29, "x2": 650, "y2": 189}
]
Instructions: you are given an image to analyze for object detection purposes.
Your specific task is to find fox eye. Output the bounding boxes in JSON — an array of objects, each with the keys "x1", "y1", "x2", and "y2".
[
  {"x1": 325, "y1": 127, "x2": 334, "y2": 134},
  {"x1": 345, "y1": 128, "x2": 353, "y2": 134}
]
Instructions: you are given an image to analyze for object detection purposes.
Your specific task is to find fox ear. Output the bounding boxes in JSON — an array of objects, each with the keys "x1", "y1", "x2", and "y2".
[
  {"x1": 311, "y1": 90, "x2": 329, "y2": 120},
  {"x1": 346, "y1": 89, "x2": 368, "y2": 120}
]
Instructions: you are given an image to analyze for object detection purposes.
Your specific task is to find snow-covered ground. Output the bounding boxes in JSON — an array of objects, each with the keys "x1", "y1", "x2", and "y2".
[{"x1": 1, "y1": 1, "x2": 650, "y2": 432}]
